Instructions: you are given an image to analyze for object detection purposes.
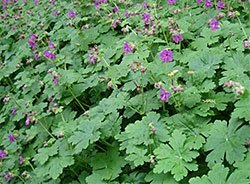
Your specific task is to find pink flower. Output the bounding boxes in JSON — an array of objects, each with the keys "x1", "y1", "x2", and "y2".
[
  {"x1": 68, "y1": 10, "x2": 76, "y2": 18},
  {"x1": 11, "y1": 107, "x2": 17, "y2": 115},
  {"x1": 52, "y1": 75, "x2": 58, "y2": 84},
  {"x1": 209, "y1": 18, "x2": 220, "y2": 30},
  {"x1": 53, "y1": 10, "x2": 59, "y2": 16},
  {"x1": 160, "y1": 49, "x2": 173, "y2": 62},
  {"x1": 167, "y1": 0, "x2": 176, "y2": 5},
  {"x1": 172, "y1": 33, "x2": 183, "y2": 44},
  {"x1": 48, "y1": 40, "x2": 55, "y2": 49},
  {"x1": 19, "y1": 156, "x2": 25, "y2": 164},
  {"x1": 217, "y1": 1, "x2": 225, "y2": 10},
  {"x1": 113, "y1": 6, "x2": 119, "y2": 13},
  {"x1": 142, "y1": 1, "x2": 148, "y2": 8},
  {"x1": 123, "y1": 42, "x2": 134, "y2": 54},
  {"x1": 25, "y1": 118, "x2": 30, "y2": 126},
  {"x1": 197, "y1": 0, "x2": 203, "y2": 4},
  {"x1": 44, "y1": 50, "x2": 56, "y2": 60},
  {"x1": 0, "y1": 150, "x2": 7, "y2": 159},
  {"x1": 142, "y1": 12, "x2": 151, "y2": 24},
  {"x1": 205, "y1": 0, "x2": 213, "y2": 7},
  {"x1": 160, "y1": 88, "x2": 171, "y2": 102},
  {"x1": 33, "y1": 53, "x2": 39, "y2": 60},
  {"x1": 8, "y1": 135, "x2": 15, "y2": 142}
]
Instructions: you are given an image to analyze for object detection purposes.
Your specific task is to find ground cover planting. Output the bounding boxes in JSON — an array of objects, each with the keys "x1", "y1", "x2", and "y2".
[{"x1": 0, "y1": 0, "x2": 250, "y2": 183}]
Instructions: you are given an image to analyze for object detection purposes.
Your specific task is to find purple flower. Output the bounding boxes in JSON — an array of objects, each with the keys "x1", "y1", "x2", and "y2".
[
  {"x1": 209, "y1": 18, "x2": 220, "y2": 30},
  {"x1": 172, "y1": 33, "x2": 183, "y2": 44},
  {"x1": 167, "y1": 0, "x2": 176, "y2": 5},
  {"x1": 142, "y1": 1, "x2": 148, "y2": 8},
  {"x1": 89, "y1": 53, "x2": 95, "y2": 64},
  {"x1": 52, "y1": 75, "x2": 58, "y2": 84},
  {"x1": 205, "y1": 0, "x2": 213, "y2": 7},
  {"x1": 196, "y1": 0, "x2": 203, "y2": 4},
  {"x1": 33, "y1": 53, "x2": 39, "y2": 60},
  {"x1": 112, "y1": 20, "x2": 117, "y2": 28},
  {"x1": 34, "y1": 0, "x2": 38, "y2": 5},
  {"x1": 49, "y1": 0, "x2": 55, "y2": 5},
  {"x1": 160, "y1": 88, "x2": 171, "y2": 102},
  {"x1": 53, "y1": 10, "x2": 59, "y2": 16},
  {"x1": 2, "y1": 0, "x2": 7, "y2": 8},
  {"x1": 124, "y1": 10, "x2": 131, "y2": 18},
  {"x1": 8, "y1": 134, "x2": 15, "y2": 142},
  {"x1": 94, "y1": 0, "x2": 107, "y2": 9},
  {"x1": 113, "y1": 6, "x2": 119, "y2": 13},
  {"x1": 48, "y1": 40, "x2": 54, "y2": 49},
  {"x1": 11, "y1": 107, "x2": 17, "y2": 115},
  {"x1": 4, "y1": 173, "x2": 13, "y2": 182},
  {"x1": 123, "y1": 42, "x2": 134, "y2": 54},
  {"x1": 29, "y1": 34, "x2": 36, "y2": 41},
  {"x1": 44, "y1": 50, "x2": 56, "y2": 60},
  {"x1": 160, "y1": 49, "x2": 173, "y2": 62},
  {"x1": 19, "y1": 156, "x2": 25, "y2": 165},
  {"x1": 243, "y1": 40, "x2": 250, "y2": 49},
  {"x1": 68, "y1": 10, "x2": 76, "y2": 18},
  {"x1": 217, "y1": 0, "x2": 225, "y2": 10},
  {"x1": 25, "y1": 118, "x2": 30, "y2": 126},
  {"x1": 0, "y1": 150, "x2": 7, "y2": 159},
  {"x1": 142, "y1": 12, "x2": 151, "y2": 24},
  {"x1": 28, "y1": 34, "x2": 37, "y2": 50}
]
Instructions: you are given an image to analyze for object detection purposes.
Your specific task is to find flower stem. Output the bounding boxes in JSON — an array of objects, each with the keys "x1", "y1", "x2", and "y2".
[
  {"x1": 37, "y1": 120, "x2": 56, "y2": 139},
  {"x1": 69, "y1": 88, "x2": 86, "y2": 112},
  {"x1": 237, "y1": 16, "x2": 248, "y2": 40}
]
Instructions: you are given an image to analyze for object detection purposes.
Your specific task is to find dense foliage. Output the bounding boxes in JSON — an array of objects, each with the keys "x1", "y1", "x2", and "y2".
[{"x1": 1, "y1": 0, "x2": 250, "y2": 183}]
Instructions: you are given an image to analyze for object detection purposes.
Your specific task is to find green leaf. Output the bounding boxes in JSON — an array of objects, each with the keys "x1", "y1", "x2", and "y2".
[
  {"x1": 153, "y1": 130, "x2": 199, "y2": 181},
  {"x1": 145, "y1": 172, "x2": 178, "y2": 184},
  {"x1": 68, "y1": 116, "x2": 103, "y2": 154},
  {"x1": 204, "y1": 119, "x2": 250, "y2": 166},
  {"x1": 90, "y1": 146, "x2": 126, "y2": 180},
  {"x1": 232, "y1": 91, "x2": 250, "y2": 121},
  {"x1": 85, "y1": 173, "x2": 107, "y2": 184},
  {"x1": 189, "y1": 163, "x2": 249, "y2": 184},
  {"x1": 116, "y1": 112, "x2": 168, "y2": 166},
  {"x1": 182, "y1": 87, "x2": 201, "y2": 108},
  {"x1": 33, "y1": 144, "x2": 58, "y2": 165},
  {"x1": 35, "y1": 156, "x2": 74, "y2": 180}
]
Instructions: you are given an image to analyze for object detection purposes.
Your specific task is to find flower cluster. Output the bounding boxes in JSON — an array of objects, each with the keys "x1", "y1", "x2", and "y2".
[
  {"x1": 129, "y1": 62, "x2": 146, "y2": 73},
  {"x1": 43, "y1": 40, "x2": 56, "y2": 60},
  {"x1": 27, "y1": 34, "x2": 37, "y2": 50},
  {"x1": 223, "y1": 81, "x2": 245, "y2": 96}
]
